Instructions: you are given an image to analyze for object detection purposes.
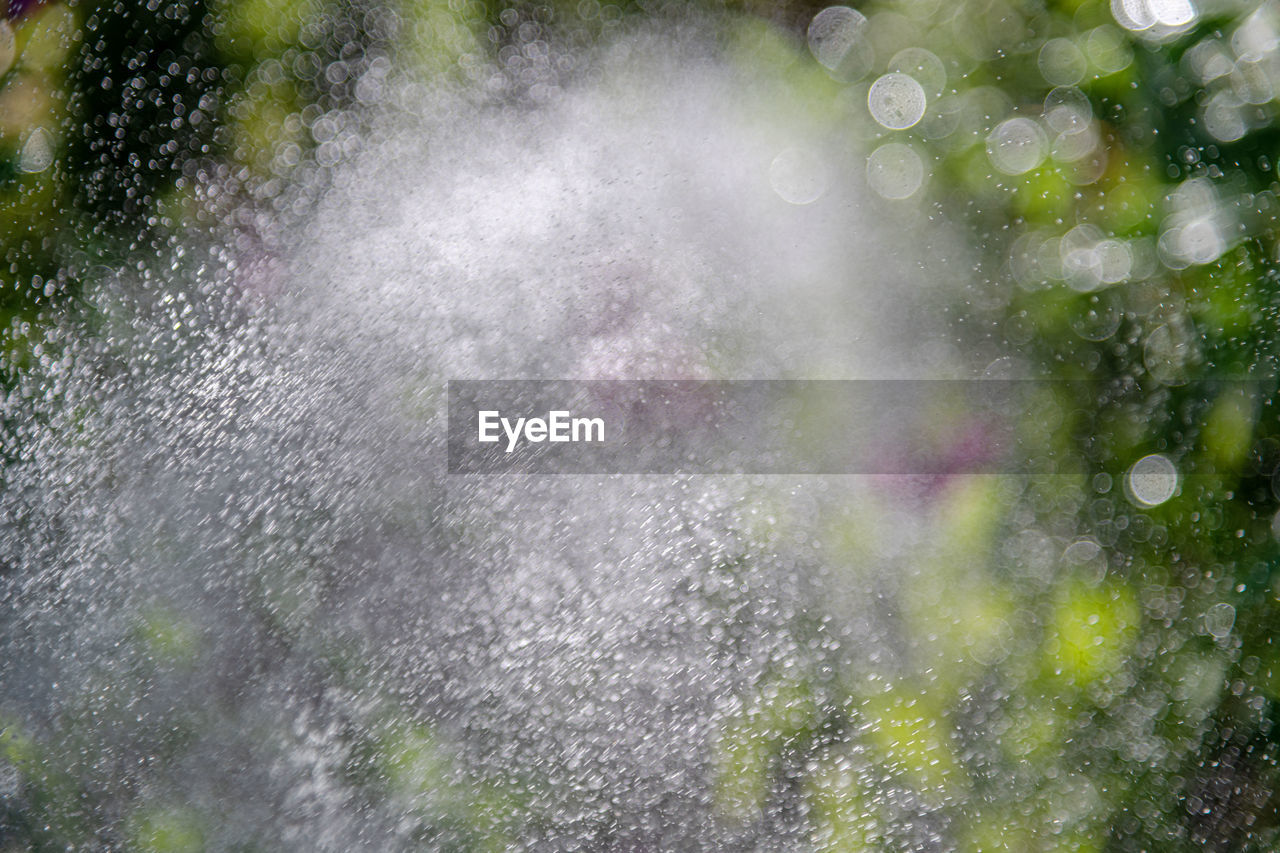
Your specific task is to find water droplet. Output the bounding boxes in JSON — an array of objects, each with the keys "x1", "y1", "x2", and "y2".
[
  {"x1": 1158, "y1": 217, "x2": 1225, "y2": 267},
  {"x1": 807, "y1": 6, "x2": 873, "y2": 81},
  {"x1": 986, "y1": 117, "x2": 1047, "y2": 175},
  {"x1": 1112, "y1": 0, "x2": 1156, "y2": 32},
  {"x1": 1144, "y1": 322, "x2": 1195, "y2": 386},
  {"x1": 1039, "y1": 38, "x2": 1087, "y2": 86},
  {"x1": 1053, "y1": 125, "x2": 1100, "y2": 163},
  {"x1": 0, "y1": 21, "x2": 14, "y2": 78},
  {"x1": 1113, "y1": 0, "x2": 1196, "y2": 32},
  {"x1": 1060, "y1": 224, "x2": 1106, "y2": 291},
  {"x1": 1064, "y1": 538, "x2": 1102, "y2": 564},
  {"x1": 1070, "y1": 293, "x2": 1123, "y2": 341},
  {"x1": 1125, "y1": 454, "x2": 1178, "y2": 506},
  {"x1": 1204, "y1": 602, "x2": 1235, "y2": 639},
  {"x1": 1085, "y1": 26, "x2": 1134, "y2": 73},
  {"x1": 1095, "y1": 239, "x2": 1132, "y2": 283},
  {"x1": 887, "y1": 47, "x2": 945, "y2": 96},
  {"x1": 1044, "y1": 87, "x2": 1093, "y2": 133},
  {"x1": 769, "y1": 148, "x2": 827, "y2": 205},
  {"x1": 1203, "y1": 91, "x2": 1246, "y2": 142},
  {"x1": 867, "y1": 72, "x2": 927, "y2": 130},
  {"x1": 1185, "y1": 39, "x2": 1235, "y2": 84},
  {"x1": 916, "y1": 94, "x2": 964, "y2": 139},
  {"x1": 18, "y1": 127, "x2": 54, "y2": 173},
  {"x1": 1149, "y1": 0, "x2": 1197, "y2": 27},
  {"x1": 866, "y1": 142, "x2": 924, "y2": 199}
]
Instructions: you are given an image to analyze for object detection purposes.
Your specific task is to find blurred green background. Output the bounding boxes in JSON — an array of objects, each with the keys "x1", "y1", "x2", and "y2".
[{"x1": 5, "y1": 0, "x2": 1280, "y2": 849}]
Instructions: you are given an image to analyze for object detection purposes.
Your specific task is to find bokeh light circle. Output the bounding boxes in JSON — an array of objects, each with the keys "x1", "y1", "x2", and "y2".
[
  {"x1": 986, "y1": 117, "x2": 1048, "y2": 175},
  {"x1": 868, "y1": 73, "x2": 927, "y2": 130},
  {"x1": 866, "y1": 142, "x2": 925, "y2": 199},
  {"x1": 1125, "y1": 454, "x2": 1179, "y2": 507}
]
